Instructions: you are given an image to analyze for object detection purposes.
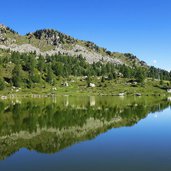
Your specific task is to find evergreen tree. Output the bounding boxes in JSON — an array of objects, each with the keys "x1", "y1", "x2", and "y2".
[
  {"x1": 37, "y1": 56, "x2": 45, "y2": 72},
  {"x1": 0, "y1": 78, "x2": 5, "y2": 90},
  {"x1": 108, "y1": 73, "x2": 113, "y2": 80},
  {"x1": 135, "y1": 68, "x2": 146, "y2": 83},
  {"x1": 12, "y1": 64, "x2": 22, "y2": 87},
  {"x1": 101, "y1": 76, "x2": 105, "y2": 83},
  {"x1": 46, "y1": 64, "x2": 54, "y2": 84}
]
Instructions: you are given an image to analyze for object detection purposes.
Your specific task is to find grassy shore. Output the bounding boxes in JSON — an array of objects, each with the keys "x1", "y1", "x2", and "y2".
[{"x1": 0, "y1": 77, "x2": 170, "y2": 98}]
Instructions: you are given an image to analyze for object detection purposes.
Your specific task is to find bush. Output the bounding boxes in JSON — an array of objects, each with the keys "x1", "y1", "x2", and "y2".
[{"x1": 0, "y1": 78, "x2": 5, "y2": 90}]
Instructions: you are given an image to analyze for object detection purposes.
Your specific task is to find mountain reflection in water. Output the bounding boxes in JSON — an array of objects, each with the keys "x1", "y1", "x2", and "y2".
[{"x1": 0, "y1": 96, "x2": 170, "y2": 160}]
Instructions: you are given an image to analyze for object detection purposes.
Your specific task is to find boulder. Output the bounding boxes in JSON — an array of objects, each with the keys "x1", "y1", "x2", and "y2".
[
  {"x1": 167, "y1": 89, "x2": 171, "y2": 93},
  {"x1": 135, "y1": 93, "x2": 142, "y2": 96},
  {"x1": 118, "y1": 93, "x2": 125, "y2": 96},
  {"x1": 89, "y1": 83, "x2": 96, "y2": 88}
]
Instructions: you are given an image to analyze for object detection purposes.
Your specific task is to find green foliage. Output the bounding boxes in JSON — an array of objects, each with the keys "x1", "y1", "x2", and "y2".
[
  {"x1": 86, "y1": 76, "x2": 91, "y2": 86},
  {"x1": 0, "y1": 78, "x2": 5, "y2": 90},
  {"x1": 135, "y1": 68, "x2": 146, "y2": 83},
  {"x1": 160, "y1": 79, "x2": 164, "y2": 85},
  {"x1": 30, "y1": 72, "x2": 41, "y2": 84},
  {"x1": 37, "y1": 56, "x2": 45, "y2": 72},
  {"x1": 12, "y1": 64, "x2": 22, "y2": 87},
  {"x1": 46, "y1": 64, "x2": 55, "y2": 85},
  {"x1": 147, "y1": 66, "x2": 171, "y2": 81},
  {"x1": 101, "y1": 76, "x2": 105, "y2": 83},
  {"x1": 108, "y1": 73, "x2": 114, "y2": 80},
  {"x1": 0, "y1": 50, "x2": 171, "y2": 90}
]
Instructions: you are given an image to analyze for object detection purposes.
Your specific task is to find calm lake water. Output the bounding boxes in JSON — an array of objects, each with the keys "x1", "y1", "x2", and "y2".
[{"x1": 0, "y1": 96, "x2": 171, "y2": 171}]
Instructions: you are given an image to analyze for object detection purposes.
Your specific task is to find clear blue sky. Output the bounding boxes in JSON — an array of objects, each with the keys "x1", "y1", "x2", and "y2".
[{"x1": 0, "y1": 0, "x2": 171, "y2": 71}]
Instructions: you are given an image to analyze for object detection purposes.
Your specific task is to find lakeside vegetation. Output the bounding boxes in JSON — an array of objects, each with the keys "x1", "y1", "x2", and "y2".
[{"x1": 0, "y1": 49, "x2": 171, "y2": 96}]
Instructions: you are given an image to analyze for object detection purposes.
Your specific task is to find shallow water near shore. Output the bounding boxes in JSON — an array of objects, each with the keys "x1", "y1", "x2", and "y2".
[{"x1": 0, "y1": 96, "x2": 171, "y2": 171}]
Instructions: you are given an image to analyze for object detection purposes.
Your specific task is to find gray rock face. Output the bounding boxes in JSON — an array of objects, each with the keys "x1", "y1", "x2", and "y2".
[
  {"x1": 0, "y1": 43, "x2": 123, "y2": 65},
  {"x1": 0, "y1": 44, "x2": 41, "y2": 54},
  {"x1": 0, "y1": 25, "x2": 125, "y2": 65},
  {"x1": 0, "y1": 25, "x2": 6, "y2": 43},
  {"x1": 0, "y1": 25, "x2": 16, "y2": 45}
]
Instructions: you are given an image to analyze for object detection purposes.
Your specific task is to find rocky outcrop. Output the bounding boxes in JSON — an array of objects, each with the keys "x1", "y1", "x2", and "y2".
[
  {"x1": 29, "y1": 29, "x2": 77, "y2": 46},
  {"x1": 0, "y1": 24, "x2": 16, "y2": 45},
  {"x1": 0, "y1": 43, "x2": 123, "y2": 64},
  {"x1": 0, "y1": 24, "x2": 147, "y2": 66}
]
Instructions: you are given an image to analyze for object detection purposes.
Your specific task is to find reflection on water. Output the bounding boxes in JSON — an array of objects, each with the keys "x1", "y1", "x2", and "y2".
[
  {"x1": 0, "y1": 96, "x2": 171, "y2": 171},
  {"x1": 168, "y1": 97, "x2": 171, "y2": 101},
  {"x1": 0, "y1": 96, "x2": 170, "y2": 161},
  {"x1": 90, "y1": 96, "x2": 96, "y2": 106}
]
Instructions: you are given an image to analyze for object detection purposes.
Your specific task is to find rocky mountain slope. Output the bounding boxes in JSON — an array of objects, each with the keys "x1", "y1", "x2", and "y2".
[{"x1": 0, "y1": 24, "x2": 147, "y2": 66}]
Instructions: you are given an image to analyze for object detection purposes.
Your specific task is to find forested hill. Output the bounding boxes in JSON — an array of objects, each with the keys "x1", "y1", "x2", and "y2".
[{"x1": 0, "y1": 24, "x2": 170, "y2": 92}]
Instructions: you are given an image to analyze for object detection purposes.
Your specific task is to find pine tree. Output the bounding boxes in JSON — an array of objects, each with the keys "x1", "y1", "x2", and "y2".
[
  {"x1": 12, "y1": 64, "x2": 22, "y2": 87},
  {"x1": 0, "y1": 78, "x2": 5, "y2": 90},
  {"x1": 46, "y1": 64, "x2": 54, "y2": 84},
  {"x1": 37, "y1": 56, "x2": 45, "y2": 73},
  {"x1": 135, "y1": 68, "x2": 146, "y2": 83}
]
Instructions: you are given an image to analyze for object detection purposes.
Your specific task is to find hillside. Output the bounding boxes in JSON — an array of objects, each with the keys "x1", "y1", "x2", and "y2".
[
  {"x1": 0, "y1": 24, "x2": 146, "y2": 66},
  {"x1": 0, "y1": 24, "x2": 171, "y2": 96}
]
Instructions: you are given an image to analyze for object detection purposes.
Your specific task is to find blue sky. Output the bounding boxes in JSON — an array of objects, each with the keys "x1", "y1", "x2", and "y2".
[{"x1": 0, "y1": 0, "x2": 171, "y2": 71}]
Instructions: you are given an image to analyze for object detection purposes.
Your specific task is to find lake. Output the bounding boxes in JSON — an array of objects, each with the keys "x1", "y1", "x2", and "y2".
[{"x1": 0, "y1": 96, "x2": 171, "y2": 171}]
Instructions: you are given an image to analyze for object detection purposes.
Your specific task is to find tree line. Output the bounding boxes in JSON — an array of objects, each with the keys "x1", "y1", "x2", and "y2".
[{"x1": 0, "y1": 51, "x2": 170, "y2": 89}]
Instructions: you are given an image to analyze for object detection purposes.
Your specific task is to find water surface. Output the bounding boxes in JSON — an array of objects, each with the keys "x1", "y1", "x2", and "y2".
[{"x1": 0, "y1": 96, "x2": 171, "y2": 171}]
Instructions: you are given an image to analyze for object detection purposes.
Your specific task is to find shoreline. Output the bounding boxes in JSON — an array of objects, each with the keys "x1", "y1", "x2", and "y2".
[{"x1": 0, "y1": 91, "x2": 170, "y2": 100}]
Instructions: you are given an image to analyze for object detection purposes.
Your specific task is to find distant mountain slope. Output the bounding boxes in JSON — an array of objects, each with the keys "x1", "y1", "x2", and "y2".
[{"x1": 0, "y1": 24, "x2": 147, "y2": 67}]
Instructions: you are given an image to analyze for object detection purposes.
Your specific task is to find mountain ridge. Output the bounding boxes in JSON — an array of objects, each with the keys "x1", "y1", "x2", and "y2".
[
  {"x1": 0, "y1": 24, "x2": 147, "y2": 67},
  {"x1": 0, "y1": 24, "x2": 171, "y2": 94}
]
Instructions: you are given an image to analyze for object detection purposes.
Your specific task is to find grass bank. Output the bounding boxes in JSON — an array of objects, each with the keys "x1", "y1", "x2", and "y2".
[{"x1": 0, "y1": 77, "x2": 170, "y2": 98}]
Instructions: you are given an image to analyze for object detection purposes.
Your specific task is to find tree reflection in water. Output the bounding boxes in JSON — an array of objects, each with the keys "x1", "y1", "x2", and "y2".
[{"x1": 0, "y1": 96, "x2": 170, "y2": 160}]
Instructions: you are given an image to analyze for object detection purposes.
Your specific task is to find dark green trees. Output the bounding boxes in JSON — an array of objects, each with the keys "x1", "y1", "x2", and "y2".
[
  {"x1": 37, "y1": 56, "x2": 45, "y2": 72},
  {"x1": 147, "y1": 66, "x2": 170, "y2": 81},
  {"x1": 0, "y1": 50, "x2": 170, "y2": 89},
  {"x1": 135, "y1": 68, "x2": 146, "y2": 83},
  {"x1": 0, "y1": 78, "x2": 5, "y2": 90},
  {"x1": 46, "y1": 64, "x2": 55, "y2": 85},
  {"x1": 12, "y1": 64, "x2": 22, "y2": 87}
]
